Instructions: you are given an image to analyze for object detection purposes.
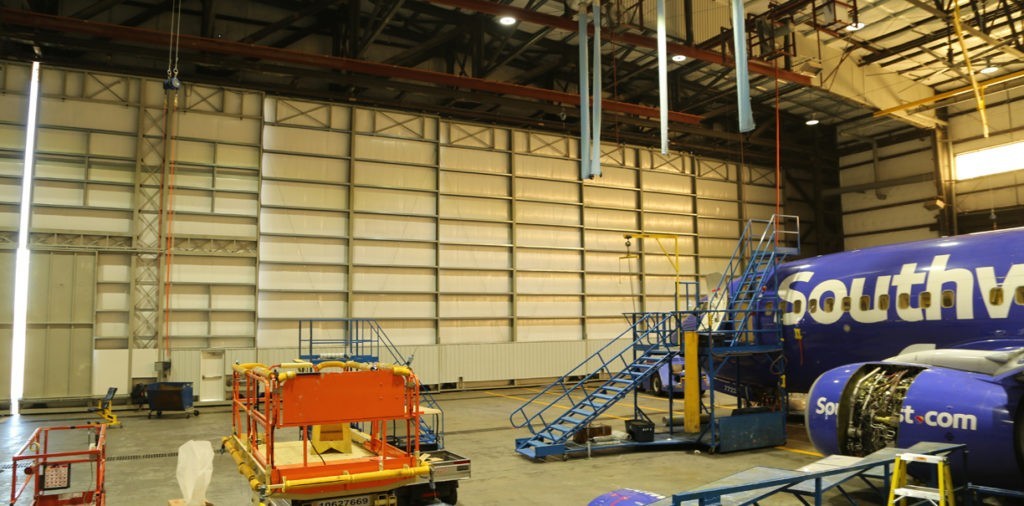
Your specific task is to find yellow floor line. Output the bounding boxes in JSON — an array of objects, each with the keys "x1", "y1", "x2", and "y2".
[
  {"x1": 485, "y1": 390, "x2": 534, "y2": 403},
  {"x1": 775, "y1": 446, "x2": 824, "y2": 457}
]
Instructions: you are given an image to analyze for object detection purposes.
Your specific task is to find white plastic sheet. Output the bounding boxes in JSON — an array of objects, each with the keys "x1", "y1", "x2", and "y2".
[{"x1": 176, "y1": 440, "x2": 214, "y2": 506}]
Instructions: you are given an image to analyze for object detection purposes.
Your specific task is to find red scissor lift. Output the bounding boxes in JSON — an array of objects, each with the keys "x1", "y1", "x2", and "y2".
[
  {"x1": 9, "y1": 425, "x2": 107, "y2": 505},
  {"x1": 224, "y1": 361, "x2": 443, "y2": 504}
]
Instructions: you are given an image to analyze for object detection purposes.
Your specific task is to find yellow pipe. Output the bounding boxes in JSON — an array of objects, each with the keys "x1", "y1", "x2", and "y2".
[
  {"x1": 683, "y1": 331, "x2": 700, "y2": 433},
  {"x1": 952, "y1": 0, "x2": 989, "y2": 138},
  {"x1": 314, "y1": 361, "x2": 413, "y2": 377},
  {"x1": 251, "y1": 366, "x2": 273, "y2": 377},
  {"x1": 874, "y1": 68, "x2": 1024, "y2": 119},
  {"x1": 315, "y1": 360, "x2": 354, "y2": 371},
  {"x1": 276, "y1": 362, "x2": 315, "y2": 369},
  {"x1": 248, "y1": 366, "x2": 296, "y2": 383},
  {"x1": 232, "y1": 363, "x2": 266, "y2": 374},
  {"x1": 282, "y1": 465, "x2": 431, "y2": 491},
  {"x1": 316, "y1": 360, "x2": 371, "y2": 371},
  {"x1": 379, "y1": 364, "x2": 412, "y2": 377},
  {"x1": 222, "y1": 437, "x2": 263, "y2": 490}
]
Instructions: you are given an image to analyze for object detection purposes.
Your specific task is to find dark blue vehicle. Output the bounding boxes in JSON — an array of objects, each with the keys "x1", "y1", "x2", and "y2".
[{"x1": 641, "y1": 355, "x2": 709, "y2": 396}]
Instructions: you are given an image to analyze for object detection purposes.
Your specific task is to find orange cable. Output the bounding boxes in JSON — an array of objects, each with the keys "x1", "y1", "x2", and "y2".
[
  {"x1": 163, "y1": 92, "x2": 180, "y2": 362},
  {"x1": 774, "y1": 58, "x2": 782, "y2": 244}
]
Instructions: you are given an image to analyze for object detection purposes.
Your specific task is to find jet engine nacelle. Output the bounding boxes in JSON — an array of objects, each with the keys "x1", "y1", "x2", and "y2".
[{"x1": 806, "y1": 362, "x2": 1024, "y2": 488}]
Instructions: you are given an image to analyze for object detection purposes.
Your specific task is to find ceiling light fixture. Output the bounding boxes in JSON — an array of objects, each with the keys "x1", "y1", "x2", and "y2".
[
  {"x1": 498, "y1": 15, "x2": 517, "y2": 26},
  {"x1": 844, "y1": 22, "x2": 865, "y2": 31},
  {"x1": 671, "y1": 54, "x2": 687, "y2": 62},
  {"x1": 805, "y1": 117, "x2": 820, "y2": 126},
  {"x1": 980, "y1": 64, "x2": 999, "y2": 74}
]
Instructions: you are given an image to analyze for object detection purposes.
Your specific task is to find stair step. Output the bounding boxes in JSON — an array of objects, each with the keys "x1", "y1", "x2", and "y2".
[
  {"x1": 592, "y1": 393, "x2": 616, "y2": 400},
  {"x1": 549, "y1": 424, "x2": 574, "y2": 433},
  {"x1": 893, "y1": 486, "x2": 944, "y2": 501},
  {"x1": 563, "y1": 416, "x2": 585, "y2": 424},
  {"x1": 571, "y1": 408, "x2": 595, "y2": 417}
]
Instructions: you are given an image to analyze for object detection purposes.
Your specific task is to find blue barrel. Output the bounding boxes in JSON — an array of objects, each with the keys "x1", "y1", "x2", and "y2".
[{"x1": 146, "y1": 382, "x2": 198, "y2": 418}]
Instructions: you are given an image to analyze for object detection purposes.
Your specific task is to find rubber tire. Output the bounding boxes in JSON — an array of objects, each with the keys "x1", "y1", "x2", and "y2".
[
  {"x1": 194, "y1": 409, "x2": 200, "y2": 416},
  {"x1": 650, "y1": 374, "x2": 664, "y2": 396},
  {"x1": 438, "y1": 484, "x2": 458, "y2": 505}
]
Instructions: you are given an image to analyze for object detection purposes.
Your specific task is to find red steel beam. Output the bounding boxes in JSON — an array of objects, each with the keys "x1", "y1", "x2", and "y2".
[
  {"x1": 0, "y1": 8, "x2": 704, "y2": 124},
  {"x1": 427, "y1": 0, "x2": 813, "y2": 86}
]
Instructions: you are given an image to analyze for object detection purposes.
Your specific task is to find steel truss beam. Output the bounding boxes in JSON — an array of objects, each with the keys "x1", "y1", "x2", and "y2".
[
  {"x1": 0, "y1": 8, "x2": 703, "y2": 124},
  {"x1": 425, "y1": 0, "x2": 812, "y2": 85}
]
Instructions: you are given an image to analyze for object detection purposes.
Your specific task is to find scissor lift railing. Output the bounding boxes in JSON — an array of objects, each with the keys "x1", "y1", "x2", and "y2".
[
  {"x1": 226, "y1": 361, "x2": 429, "y2": 501},
  {"x1": 10, "y1": 425, "x2": 107, "y2": 506}
]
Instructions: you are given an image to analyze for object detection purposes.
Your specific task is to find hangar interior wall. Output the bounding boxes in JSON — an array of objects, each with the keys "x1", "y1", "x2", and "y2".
[
  {"x1": 0, "y1": 62, "x2": 799, "y2": 403},
  {"x1": 837, "y1": 86, "x2": 1024, "y2": 247},
  {"x1": 837, "y1": 133, "x2": 941, "y2": 249},
  {"x1": 948, "y1": 86, "x2": 1024, "y2": 229}
]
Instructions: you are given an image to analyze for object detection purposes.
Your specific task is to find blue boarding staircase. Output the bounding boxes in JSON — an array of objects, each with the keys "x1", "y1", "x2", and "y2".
[
  {"x1": 510, "y1": 215, "x2": 800, "y2": 458},
  {"x1": 510, "y1": 312, "x2": 680, "y2": 458},
  {"x1": 699, "y1": 216, "x2": 800, "y2": 408},
  {"x1": 298, "y1": 318, "x2": 444, "y2": 449},
  {"x1": 695, "y1": 215, "x2": 800, "y2": 452},
  {"x1": 703, "y1": 215, "x2": 800, "y2": 346}
]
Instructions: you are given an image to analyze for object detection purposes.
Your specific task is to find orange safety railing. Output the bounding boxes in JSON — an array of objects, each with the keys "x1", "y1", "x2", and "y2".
[
  {"x1": 10, "y1": 424, "x2": 107, "y2": 506},
  {"x1": 227, "y1": 361, "x2": 429, "y2": 499}
]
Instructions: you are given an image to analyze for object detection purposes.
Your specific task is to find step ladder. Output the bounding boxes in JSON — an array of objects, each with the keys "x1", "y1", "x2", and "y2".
[
  {"x1": 888, "y1": 453, "x2": 956, "y2": 506},
  {"x1": 510, "y1": 312, "x2": 679, "y2": 458}
]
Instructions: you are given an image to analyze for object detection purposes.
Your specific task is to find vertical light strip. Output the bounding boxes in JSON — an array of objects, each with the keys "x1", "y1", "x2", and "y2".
[
  {"x1": 731, "y1": 0, "x2": 755, "y2": 133},
  {"x1": 578, "y1": 6, "x2": 591, "y2": 180},
  {"x1": 590, "y1": 1, "x2": 602, "y2": 178},
  {"x1": 11, "y1": 61, "x2": 41, "y2": 414},
  {"x1": 657, "y1": 0, "x2": 669, "y2": 154}
]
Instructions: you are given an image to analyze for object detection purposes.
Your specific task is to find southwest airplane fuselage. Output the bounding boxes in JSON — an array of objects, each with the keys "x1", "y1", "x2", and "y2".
[{"x1": 762, "y1": 227, "x2": 1024, "y2": 391}]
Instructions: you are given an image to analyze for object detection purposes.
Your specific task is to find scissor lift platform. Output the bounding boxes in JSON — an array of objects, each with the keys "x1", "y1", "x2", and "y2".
[{"x1": 224, "y1": 361, "x2": 469, "y2": 505}]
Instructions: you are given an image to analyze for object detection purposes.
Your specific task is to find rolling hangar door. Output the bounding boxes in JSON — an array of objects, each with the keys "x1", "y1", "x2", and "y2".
[{"x1": 4, "y1": 62, "x2": 809, "y2": 402}]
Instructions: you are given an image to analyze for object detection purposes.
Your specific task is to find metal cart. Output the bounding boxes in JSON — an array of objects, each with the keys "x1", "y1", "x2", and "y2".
[{"x1": 146, "y1": 382, "x2": 199, "y2": 418}]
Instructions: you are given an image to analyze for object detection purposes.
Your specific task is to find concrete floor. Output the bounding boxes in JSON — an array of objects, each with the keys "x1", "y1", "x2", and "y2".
[{"x1": 0, "y1": 388, "x2": 885, "y2": 506}]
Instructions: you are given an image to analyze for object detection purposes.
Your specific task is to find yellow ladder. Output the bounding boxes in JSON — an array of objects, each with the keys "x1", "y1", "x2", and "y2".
[{"x1": 888, "y1": 452, "x2": 956, "y2": 506}]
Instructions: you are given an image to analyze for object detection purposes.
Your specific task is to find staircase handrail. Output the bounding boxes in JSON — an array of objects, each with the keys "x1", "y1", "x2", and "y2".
[
  {"x1": 699, "y1": 215, "x2": 797, "y2": 338},
  {"x1": 509, "y1": 312, "x2": 675, "y2": 431}
]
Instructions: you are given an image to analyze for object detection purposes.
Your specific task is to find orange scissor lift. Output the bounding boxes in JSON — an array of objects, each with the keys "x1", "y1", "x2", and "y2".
[
  {"x1": 223, "y1": 360, "x2": 466, "y2": 505},
  {"x1": 9, "y1": 425, "x2": 107, "y2": 506}
]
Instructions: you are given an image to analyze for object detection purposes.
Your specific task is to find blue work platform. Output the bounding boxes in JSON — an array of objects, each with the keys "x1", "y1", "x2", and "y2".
[
  {"x1": 512, "y1": 215, "x2": 801, "y2": 459},
  {"x1": 589, "y1": 442, "x2": 965, "y2": 506}
]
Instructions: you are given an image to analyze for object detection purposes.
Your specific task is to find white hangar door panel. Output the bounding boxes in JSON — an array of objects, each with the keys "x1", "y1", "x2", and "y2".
[
  {"x1": 259, "y1": 96, "x2": 352, "y2": 348},
  {"x1": 22, "y1": 251, "x2": 95, "y2": 401}
]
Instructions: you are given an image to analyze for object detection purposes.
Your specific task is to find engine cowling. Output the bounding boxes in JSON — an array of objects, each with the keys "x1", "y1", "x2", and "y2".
[{"x1": 806, "y1": 362, "x2": 1024, "y2": 488}]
